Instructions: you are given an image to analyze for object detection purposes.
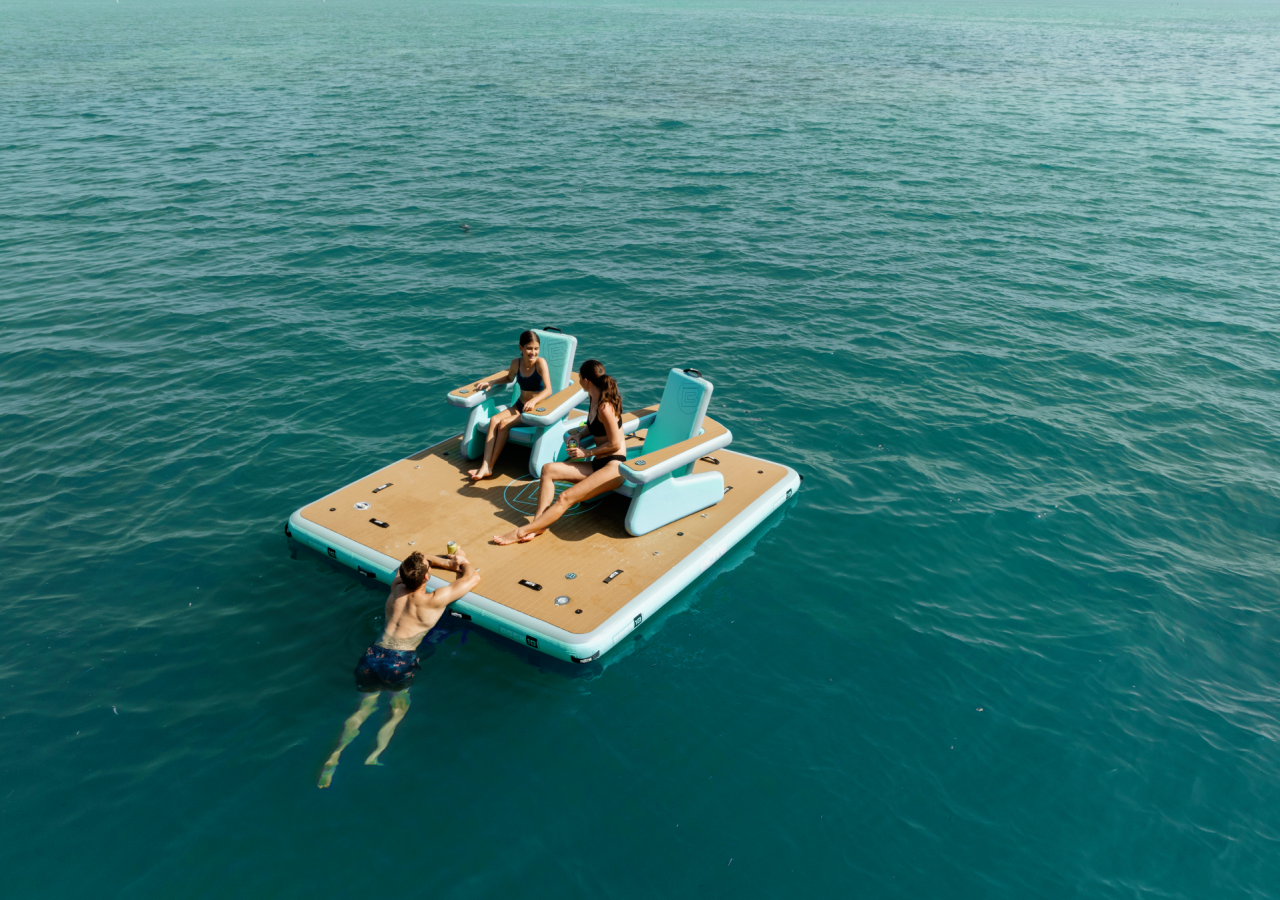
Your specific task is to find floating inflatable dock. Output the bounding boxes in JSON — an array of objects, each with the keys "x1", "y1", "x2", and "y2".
[{"x1": 286, "y1": 331, "x2": 800, "y2": 664}]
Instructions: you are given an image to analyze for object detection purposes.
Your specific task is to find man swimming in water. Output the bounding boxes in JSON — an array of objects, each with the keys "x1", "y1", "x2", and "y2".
[{"x1": 318, "y1": 547, "x2": 481, "y2": 788}]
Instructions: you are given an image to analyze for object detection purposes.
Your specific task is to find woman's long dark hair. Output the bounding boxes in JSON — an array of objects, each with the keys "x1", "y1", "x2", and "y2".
[{"x1": 579, "y1": 359, "x2": 623, "y2": 424}]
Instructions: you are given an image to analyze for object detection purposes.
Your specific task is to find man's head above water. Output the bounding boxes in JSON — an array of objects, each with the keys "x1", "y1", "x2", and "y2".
[{"x1": 398, "y1": 552, "x2": 430, "y2": 591}]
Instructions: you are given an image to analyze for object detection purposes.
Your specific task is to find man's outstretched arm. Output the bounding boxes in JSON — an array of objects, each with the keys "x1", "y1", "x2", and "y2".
[
  {"x1": 424, "y1": 554, "x2": 460, "y2": 573},
  {"x1": 427, "y1": 550, "x2": 481, "y2": 608}
]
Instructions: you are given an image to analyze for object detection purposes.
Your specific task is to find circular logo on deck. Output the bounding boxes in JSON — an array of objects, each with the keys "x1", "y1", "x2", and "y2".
[{"x1": 502, "y1": 477, "x2": 603, "y2": 518}]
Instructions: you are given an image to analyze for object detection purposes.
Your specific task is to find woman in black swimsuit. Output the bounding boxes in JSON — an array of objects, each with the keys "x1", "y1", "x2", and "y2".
[
  {"x1": 493, "y1": 359, "x2": 627, "y2": 545},
  {"x1": 468, "y1": 330, "x2": 552, "y2": 482}
]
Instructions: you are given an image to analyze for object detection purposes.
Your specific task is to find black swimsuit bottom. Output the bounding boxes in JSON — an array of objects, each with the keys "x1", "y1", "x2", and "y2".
[
  {"x1": 591, "y1": 454, "x2": 626, "y2": 472},
  {"x1": 586, "y1": 409, "x2": 625, "y2": 470}
]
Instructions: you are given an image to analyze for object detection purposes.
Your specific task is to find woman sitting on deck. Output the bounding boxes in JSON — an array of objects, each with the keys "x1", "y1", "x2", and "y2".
[
  {"x1": 468, "y1": 330, "x2": 553, "y2": 481},
  {"x1": 494, "y1": 359, "x2": 627, "y2": 545}
]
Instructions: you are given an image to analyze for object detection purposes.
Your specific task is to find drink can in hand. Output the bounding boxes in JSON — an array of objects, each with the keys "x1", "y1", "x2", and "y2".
[{"x1": 446, "y1": 540, "x2": 459, "y2": 556}]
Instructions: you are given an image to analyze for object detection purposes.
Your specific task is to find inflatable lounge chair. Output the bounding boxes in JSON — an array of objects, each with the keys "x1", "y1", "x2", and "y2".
[
  {"x1": 615, "y1": 368, "x2": 733, "y2": 535},
  {"x1": 525, "y1": 368, "x2": 732, "y2": 535},
  {"x1": 446, "y1": 327, "x2": 586, "y2": 476}
]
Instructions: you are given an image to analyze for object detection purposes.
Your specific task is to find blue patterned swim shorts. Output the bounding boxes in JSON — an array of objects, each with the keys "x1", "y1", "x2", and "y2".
[{"x1": 354, "y1": 645, "x2": 420, "y2": 691}]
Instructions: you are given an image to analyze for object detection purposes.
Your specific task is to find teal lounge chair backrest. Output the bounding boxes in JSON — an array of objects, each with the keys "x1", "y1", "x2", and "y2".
[
  {"x1": 532, "y1": 328, "x2": 577, "y2": 393},
  {"x1": 641, "y1": 368, "x2": 713, "y2": 455}
]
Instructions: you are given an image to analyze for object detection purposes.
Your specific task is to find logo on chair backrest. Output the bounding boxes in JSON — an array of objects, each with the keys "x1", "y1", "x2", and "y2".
[
  {"x1": 678, "y1": 383, "x2": 701, "y2": 413},
  {"x1": 542, "y1": 343, "x2": 565, "y2": 366}
]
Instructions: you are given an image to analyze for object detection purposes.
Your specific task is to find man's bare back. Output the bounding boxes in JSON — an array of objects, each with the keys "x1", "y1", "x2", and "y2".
[
  {"x1": 352, "y1": 549, "x2": 481, "y2": 692},
  {"x1": 379, "y1": 550, "x2": 481, "y2": 649}
]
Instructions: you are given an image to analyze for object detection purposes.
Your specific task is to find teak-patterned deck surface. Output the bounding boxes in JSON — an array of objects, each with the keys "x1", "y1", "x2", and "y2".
[{"x1": 300, "y1": 424, "x2": 788, "y2": 634}]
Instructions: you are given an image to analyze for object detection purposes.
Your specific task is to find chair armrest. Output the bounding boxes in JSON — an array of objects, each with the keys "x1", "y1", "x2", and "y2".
[
  {"x1": 609, "y1": 405, "x2": 658, "y2": 439},
  {"x1": 620, "y1": 417, "x2": 732, "y2": 484},
  {"x1": 627, "y1": 409, "x2": 659, "y2": 433},
  {"x1": 521, "y1": 376, "x2": 587, "y2": 427},
  {"x1": 447, "y1": 371, "x2": 511, "y2": 408}
]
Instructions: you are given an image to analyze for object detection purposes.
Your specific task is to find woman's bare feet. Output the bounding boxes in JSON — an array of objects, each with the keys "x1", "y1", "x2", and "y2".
[
  {"x1": 468, "y1": 464, "x2": 492, "y2": 482},
  {"x1": 493, "y1": 527, "x2": 538, "y2": 545}
]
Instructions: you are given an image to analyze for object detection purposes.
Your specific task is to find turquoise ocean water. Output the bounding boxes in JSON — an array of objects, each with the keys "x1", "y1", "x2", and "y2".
[{"x1": 3, "y1": 0, "x2": 1280, "y2": 895}]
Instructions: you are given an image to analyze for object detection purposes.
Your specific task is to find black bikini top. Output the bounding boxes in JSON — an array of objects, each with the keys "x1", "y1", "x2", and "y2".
[
  {"x1": 587, "y1": 403, "x2": 619, "y2": 437},
  {"x1": 587, "y1": 411, "x2": 607, "y2": 438},
  {"x1": 515, "y1": 363, "x2": 544, "y2": 392}
]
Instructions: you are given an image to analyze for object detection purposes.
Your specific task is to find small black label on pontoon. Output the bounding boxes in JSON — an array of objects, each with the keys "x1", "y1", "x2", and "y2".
[
  {"x1": 525, "y1": 635, "x2": 538, "y2": 648},
  {"x1": 327, "y1": 547, "x2": 336, "y2": 559},
  {"x1": 357, "y1": 566, "x2": 377, "y2": 579},
  {"x1": 633, "y1": 613, "x2": 643, "y2": 627}
]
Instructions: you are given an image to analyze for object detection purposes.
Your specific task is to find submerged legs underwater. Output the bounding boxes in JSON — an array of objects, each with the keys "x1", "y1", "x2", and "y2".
[{"x1": 318, "y1": 691, "x2": 411, "y2": 789}]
